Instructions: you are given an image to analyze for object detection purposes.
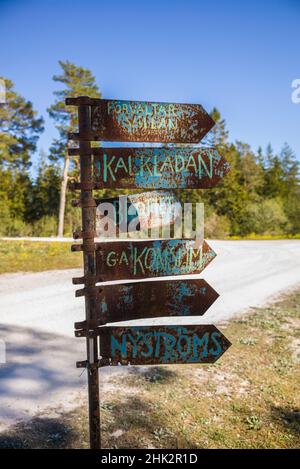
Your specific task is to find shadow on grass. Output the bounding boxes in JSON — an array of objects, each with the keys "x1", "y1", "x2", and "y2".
[
  {"x1": 0, "y1": 417, "x2": 77, "y2": 449},
  {"x1": 102, "y1": 369, "x2": 197, "y2": 449},
  {"x1": 102, "y1": 393, "x2": 182, "y2": 449},
  {"x1": 271, "y1": 406, "x2": 300, "y2": 436},
  {"x1": 0, "y1": 392, "x2": 186, "y2": 449},
  {"x1": 130, "y1": 366, "x2": 178, "y2": 384}
]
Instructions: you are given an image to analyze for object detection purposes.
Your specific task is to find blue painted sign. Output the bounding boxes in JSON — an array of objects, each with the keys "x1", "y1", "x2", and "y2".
[{"x1": 97, "y1": 325, "x2": 231, "y2": 366}]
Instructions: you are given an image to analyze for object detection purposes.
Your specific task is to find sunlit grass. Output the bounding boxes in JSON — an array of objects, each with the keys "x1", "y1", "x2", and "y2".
[{"x1": 0, "y1": 240, "x2": 82, "y2": 273}]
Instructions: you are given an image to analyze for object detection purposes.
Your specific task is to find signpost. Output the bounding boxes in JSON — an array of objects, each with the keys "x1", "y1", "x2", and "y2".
[{"x1": 67, "y1": 96, "x2": 230, "y2": 450}]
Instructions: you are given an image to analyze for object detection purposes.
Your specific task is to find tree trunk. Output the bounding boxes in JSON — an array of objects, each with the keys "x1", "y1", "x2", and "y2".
[{"x1": 57, "y1": 155, "x2": 70, "y2": 237}]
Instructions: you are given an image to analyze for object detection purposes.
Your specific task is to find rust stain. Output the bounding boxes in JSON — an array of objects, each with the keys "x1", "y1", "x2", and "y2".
[
  {"x1": 75, "y1": 279, "x2": 219, "y2": 326},
  {"x1": 66, "y1": 98, "x2": 214, "y2": 143}
]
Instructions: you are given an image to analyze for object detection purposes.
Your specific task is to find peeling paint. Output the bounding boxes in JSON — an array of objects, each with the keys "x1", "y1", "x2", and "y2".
[{"x1": 90, "y1": 99, "x2": 214, "y2": 143}]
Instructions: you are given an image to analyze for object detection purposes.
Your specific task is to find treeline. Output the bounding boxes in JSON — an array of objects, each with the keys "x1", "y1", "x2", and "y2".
[{"x1": 0, "y1": 61, "x2": 299, "y2": 238}]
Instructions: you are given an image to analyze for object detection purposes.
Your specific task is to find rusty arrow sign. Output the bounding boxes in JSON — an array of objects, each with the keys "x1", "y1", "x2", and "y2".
[
  {"x1": 95, "y1": 190, "x2": 182, "y2": 236},
  {"x1": 92, "y1": 147, "x2": 229, "y2": 189},
  {"x1": 74, "y1": 279, "x2": 219, "y2": 327},
  {"x1": 66, "y1": 97, "x2": 215, "y2": 143},
  {"x1": 95, "y1": 239, "x2": 216, "y2": 281},
  {"x1": 79, "y1": 325, "x2": 231, "y2": 366}
]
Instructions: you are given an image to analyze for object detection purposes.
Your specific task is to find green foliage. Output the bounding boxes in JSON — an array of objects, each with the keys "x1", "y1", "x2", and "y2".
[
  {"x1": 204, "y1": 213, "x2": 231, "y2": 238},
  {"x1": 0, "y1": 77, "x2": 44, "y2": 236},
  {"x1": 47, "y1": 60, "x2": 102, "y2": 236},
  {"x1": 283, "y1": 193, "x2": 300, "y2": 234},
  {"x1": 244, "y1": 199, "x2": 288, "y2": 235},
  {"x1": 0, "y1": 78, "x2": 44, "y2": 170},
  {"x1": 26, "y1": 150, "x2": 61, "y2": 222},
  {"x1": 209, "y1": 107, "x2": 229, "y2": 147},
  {"x1": 47, "y1": 60, "x2": 102, "y2": 161}
]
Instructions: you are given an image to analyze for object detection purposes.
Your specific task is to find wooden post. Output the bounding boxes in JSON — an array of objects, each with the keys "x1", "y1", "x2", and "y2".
[{"x1": 78, "y1": 103, "x2": 101, "y2": 449}]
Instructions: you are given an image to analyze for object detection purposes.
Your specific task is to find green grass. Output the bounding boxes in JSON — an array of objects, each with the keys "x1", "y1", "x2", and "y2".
[
  {"x1": 0, "y1": 288, "x2": 299, "y2": 448},
  {"x1": 0, "y1": 240, "x2": 82, "y2": 273}
]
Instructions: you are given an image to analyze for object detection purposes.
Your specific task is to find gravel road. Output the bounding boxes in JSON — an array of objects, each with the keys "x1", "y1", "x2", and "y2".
[{"x1": 1, "y1": 240, "x2": 300, "y2": 428}]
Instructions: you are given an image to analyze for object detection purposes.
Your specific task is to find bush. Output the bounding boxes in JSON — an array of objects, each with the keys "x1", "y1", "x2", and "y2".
[
  {"x1": 4, "y1": 218, "x2": 33, "y2": 237},
  {"x1": 205, "y1": 212, "x2": 231, "y2": 239},
  {"x1": 0, "y1": 197, "x2": 12, "y2": 236},
  {"x1": 244, "y1": 198, "x2": 288, "y2": 235},
  {"x1": 63, "y1": 206, "x2": 82, "y2": 236},
  {"x1": 32, "y1": 216, "x2": 58, "y2": 237}
]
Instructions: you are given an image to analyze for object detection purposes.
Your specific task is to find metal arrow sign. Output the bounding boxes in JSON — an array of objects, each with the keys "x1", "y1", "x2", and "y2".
[
  {"x1": 92, "y1": 147, "x2": 229, "y2": 189},
  {"x1": 66, "y1": 97, "x2": 215, "y2": 143},
  {"x1": 95, "y1": 239, "x2": 216, "y2": 281},
  {"x1": 74, "y1": 279, "x2": 219, "y2": 327},
  {"x1": 93, "y1": 325, "x2": 231, "y2": 366}
]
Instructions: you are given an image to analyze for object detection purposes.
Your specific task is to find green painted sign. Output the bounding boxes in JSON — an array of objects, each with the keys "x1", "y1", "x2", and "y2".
[
  {"x1": 96, "y1": 239, "x2": 216, "y2": 281},
  {"x1": 93, "y1": 147, "x2": 229, "y2": 189}
]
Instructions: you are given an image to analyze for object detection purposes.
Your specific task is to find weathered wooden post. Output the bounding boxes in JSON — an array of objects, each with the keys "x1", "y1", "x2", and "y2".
[{"x1": 72, "y1": 103, "x2": 100, "y2": 449}]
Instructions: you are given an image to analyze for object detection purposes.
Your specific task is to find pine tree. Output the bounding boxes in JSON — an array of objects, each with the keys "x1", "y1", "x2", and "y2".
[
  {"x1": 263, "y1": 144, "x2": 285, "y2": 198},
  {"x1": 279, "y1": 143, "x2": 300, "y2": 233},
  {"x1": 280, "y1": 143, "x2": 299, "y2": 194},
  {"x1": 0, "y1": 77, "x2": 44, "y2": 231},
  {"x1": 256, "y1": 146, "x2": 265, "y2": 168},
  {"x1": 0, "y1": 77, "x2": 44, "y2": 170},
  {"x1": 26, "y1": 149, "x2": 61, "y2": 223},
  {"x1": 209, "y1": 107, "x2": 228, "y2": 147},
  {"x1": 235, "y1": 141, "x2": 264, "y2": 198},
  {"x1": 47, "y1": 61, "x2": 101, "y2": 236}
]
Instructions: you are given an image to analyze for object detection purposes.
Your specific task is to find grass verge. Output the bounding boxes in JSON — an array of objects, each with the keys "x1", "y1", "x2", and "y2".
[
  {"x1": 0, "y1": 288, "x2": 299, "y2": 448},
  {"x1": 0, "y1": 240, "x2": 82, "y2": 274}
]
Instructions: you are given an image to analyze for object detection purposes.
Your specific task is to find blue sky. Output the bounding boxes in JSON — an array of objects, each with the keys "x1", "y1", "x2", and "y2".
[{"x1": 1, "y1": 0, "x2": 299, "y2": 170}]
